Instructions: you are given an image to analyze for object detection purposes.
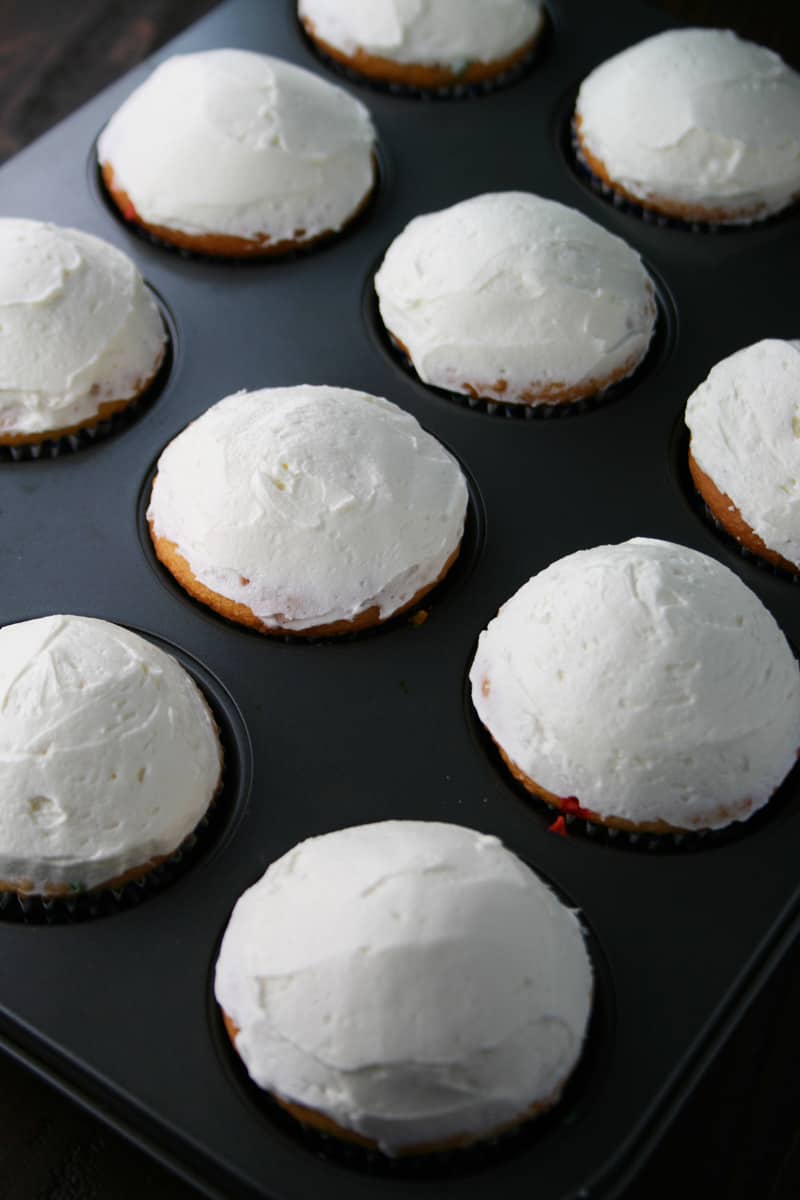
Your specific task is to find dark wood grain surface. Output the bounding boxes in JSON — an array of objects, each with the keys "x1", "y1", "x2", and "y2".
[{"x1": 1, "y1": 2, "x2": 799, "y2": 1198}]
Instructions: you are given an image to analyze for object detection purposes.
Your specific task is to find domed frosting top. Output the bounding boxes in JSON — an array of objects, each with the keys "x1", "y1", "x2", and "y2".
[
  {"x1": 0, "y1": 615, "x2": 222, "y2": 893},
  {"x1": 214, "y1": 820, "x2": 592, "y2": 1153},
  {"x1": 147, "y1": 385, "x2": 468, "y2": 631},
  {"x1": 97, "y1": 49, "x2": 376, "y2": 243},
  {"x1": 470, "y1": 538, "x2": 800, "y2": 830},
  {"x1": 299, "y1": 0, "x2": 545, "y2": 68},
  {"x1": 374, "y1": 192, "x2": 656, "y2": 405},
  {"x1": 686, "y1": 340, "x2": 800, "y2": 570},
  {"x1": 0, "y1": 219, "x2": 165, "y2": 437},
  {"x1": 575, "y1": 29, "x2": 800, "y2": 221}
]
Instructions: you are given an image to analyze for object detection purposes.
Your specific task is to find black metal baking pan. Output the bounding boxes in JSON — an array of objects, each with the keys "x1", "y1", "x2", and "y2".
[{"x1": 0, "y1": 1, "x2": 798, "y2": 1197}]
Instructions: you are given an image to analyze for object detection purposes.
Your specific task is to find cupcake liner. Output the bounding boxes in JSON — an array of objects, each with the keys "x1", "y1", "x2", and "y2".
[
  {"x1": 0, "y1": 805, "x2": 221, "y2": 926},
  {"x1": 539, "y1": 774, "x2": 796, "y2": 853},
  {"x1": 699, "y1": 500, "x2": 800, "y2": 585},
  {"x1": 676, "y1": 427, "x2": 800, "y2": 585},
  {"x1": 137, "y1": 450, "x2": 484, "y2": 645},
  {"x1": 211, "y1": 885, "x2": 608, "y2": 1180},
  {"x1": 568, "y1": 117, "x2": 800, "y2": 235},
  {"x1": 468, "y1": 682, "x2": 798, "y2": 854},
  {"x1": 298, "y1": 16, "x2": 549, "y2": 102},
  {"x1": 0, "y1": 309, "x2": 173, "y2": 464},
  {"x1": 214, "y1": 1019, "x2": 601, "y2": 1180},
  {"x1": 93, "y1": 153, "x2": 382, "y2": 266},
  {"x1": 367, "y1": 283, "x2": 670, "y2": 420}
]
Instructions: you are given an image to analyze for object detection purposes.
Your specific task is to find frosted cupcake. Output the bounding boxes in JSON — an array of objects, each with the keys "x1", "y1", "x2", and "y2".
[
  {"x1": 299, "y1": 0, "x2": 546, "y2": 90},
  {"x1": 574, "y1": 29, "x2": 800, "y2": 225},
  {"x1": 686, "y1": 339, "x2": 800, "y2": 572},
  {"x1": 215, "y1": 820, "x2": 593, "y2": 1154},
  {"x1": 98, "y1": 50, "x2": 377, "y2": 257},
  {"x1": 147, "y1": 385, "x2": 468, "y2": 636},
  {"x1": 0, "y1": 219, "x2": 165, "y2": 446},
  {"x1": 374, "y1": 192, "x2": 656, "y2": 408},
  {"x1": 470, "y1": 539, "x2": 800, "y2": 833},
  {"x1": 0, "y1": 616, "x2": 222, "y2": 896}
]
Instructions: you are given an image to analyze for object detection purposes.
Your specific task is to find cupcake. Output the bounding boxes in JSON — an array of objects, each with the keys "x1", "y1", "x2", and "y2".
[
  {"x1": 214, "y1": 820, "x2": 593, "y2": 1154},
  {"x1": 0, "y1": 615, "x2": 222, "y2": 896},
  {"x1": 298, "y1": 0, "x2": 546, "y2": 90},
  {"x1": 97, "y1": 50, "x2": 377, "y2": 258},
  {"x1": 374, "y1": 192, "x2": 657, "y2": 408},
  {"x1": 470, "y1": 538, "x2": 800, "y2": 833},
  {"x1": 0, "y1": 219, "x2": 166, "y2": 446},
  {"x1": 685, "y1": 340, "x2": 800, "y2": 573},
  {"x1": 574, "y1": 29, "x2": 800, "y2": 225},
  {"x1": 147, "y1": 385, "x2": 468, "y2": 636}
]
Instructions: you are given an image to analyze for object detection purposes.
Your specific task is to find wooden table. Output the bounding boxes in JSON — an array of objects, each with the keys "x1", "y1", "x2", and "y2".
[{"x1": 0, "y1": 2, "x2": 798, "y2": 1197}]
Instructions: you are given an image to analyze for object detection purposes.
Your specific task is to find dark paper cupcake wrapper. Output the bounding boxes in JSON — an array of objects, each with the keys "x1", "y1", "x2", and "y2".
[
  {"x1": 298, "y1": 17, "x2": 549, "y2": 101},
  {"x1": 536, "y1": 765, "x2": 800, "y2": 853},
  {"x1": 568, "y1": 118, "x2": 800, "y2": 234},
  {"x1": 700, "y1": 499, "x2": 800, "y2": 586},
  {"x1": 93, "y1": 152, "x2": 381, "y2": 266},
  {"x1": 0, "y1": 805, "x2": 219, "y2": 926},
  {"x1": 675, "y1": 426, "x2": 800, "y2": 585},
  {"x1": 210, "y1": 893, "x2": 610, "y2": 1182},
  {"x1": 137, "y1": 448, "x2": 485, "y2": 645},
  {"x1": 468, "y1": 674, "x2": 799, "y2": 854},
  {"x1": 0, "y1": 308, "x2": 173, "y2": 463},
  {"x1": 366, "y1": 277, "x2": 672, "y2": 420}
]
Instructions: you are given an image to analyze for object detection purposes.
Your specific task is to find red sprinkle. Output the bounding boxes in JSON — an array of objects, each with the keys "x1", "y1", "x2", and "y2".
[
  {"x1": 548, "y1": 815, "x2": 568, "y2": 837},
  {"x1": 561, "y1": 795, "x2": 593, "y2": 820},
  {"x1": 121, "y1": 199, "x2": 137, "y2": 222}
]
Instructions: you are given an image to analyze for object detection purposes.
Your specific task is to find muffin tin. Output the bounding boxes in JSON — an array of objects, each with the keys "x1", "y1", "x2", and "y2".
[{"x1": 0, "y1": 1, "x2": 798, "y2": 1197}]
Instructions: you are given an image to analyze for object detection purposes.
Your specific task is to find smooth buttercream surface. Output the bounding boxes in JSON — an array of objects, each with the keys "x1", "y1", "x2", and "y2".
[
  {"x1": 214, "y1": 820, "x2": 592, "y2": 1153},
  {"x1": 0, "y1": 219, "x2": 165, "y2": 436},
  {"x1": 299, "y1": 0, "x2": 544, "y2": 67},
  {"x1": 686, "y1": 339, "x2": 800, "y2": 568},
  {"x1": 470, "y1": 538, "x2": 800, "y2": 829},
  {"x1": 97, "y1": 49, "x2": 376, "y2": 241},
  {"x1": 575, "y1": 29, "x2": 800, "y2": 220},
  {"x1": 374, "y1": 192, "x2": 656, "y2": 404},
  {"x1": 147, "y1": 385, "x2": 468, "y2": 630},
  {"x1": 0, "y1": 616, "x2": 222, "y2": 892}
]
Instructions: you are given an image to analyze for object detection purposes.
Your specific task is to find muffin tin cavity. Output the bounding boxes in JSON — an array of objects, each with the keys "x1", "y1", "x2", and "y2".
[
  {"x1": 0, "y1": 288, "x2": 176, "y2": 464},
  {"x1": 671, "y1": 420, "x2": 800, "y2": 587},
  {"x1": 556, "y1": 89, "x2": 800, "y2": 235},
  {"x1": 0, "y1": 631, "x2": 251, "y2": 925},
  {"x1": 295, "y1": 6, "x2": 553, "y2": 101},
  {"x1": 364, "y1": 256, "x2": 676, "y2": 420},
  {"x1": 206, "y1": 869, "x2": 614, "y2": 1178},
  {"x1": 89, "y1": 131, "x2": 385, "y2": 265},
  {"x1": 463, "y1": 654, "x2": 800, "y2": 854},
  {"x1": 137, "y1": 447, "x2": 486, "y2": 644}
]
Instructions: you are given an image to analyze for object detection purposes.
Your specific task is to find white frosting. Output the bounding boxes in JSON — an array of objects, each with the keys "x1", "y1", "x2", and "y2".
[
  {"x1": 214, "y1": 820, "x2": 592, "y2": 1153},
  {"x1": 0, "y1": 219, "x2": 165, "y2": 437},
  {"x1": 575, "y1": 29, "x2": 800, "y2": 221},
  {"x1": 147, "y1": 385, "x2": 468, "y2": 631},
  {"x1": 97, "y1": 50, "x2": 376, "y2": 243},
  {"x1": 686, "y1": 340, "x2": 800, "y2": 568},
  {"x1": 299, "y1": 0, "x2": 544, "y2": 69},
  {"x1": 0, "y1": 616, "x2": 222, "y2": 893},
  {"x1": 470, "y1": 538, "x2": 800, "y2": 830},
  {"x1": 374, "y1": 192, "x2": 656, "y2": 405}
]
